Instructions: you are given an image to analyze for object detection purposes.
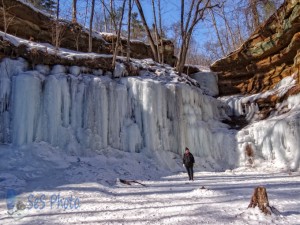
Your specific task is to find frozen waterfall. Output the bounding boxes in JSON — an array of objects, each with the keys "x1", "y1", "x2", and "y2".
[
  {"x1": 1, "y1": 58, "x2": 299, "y2": 170},
  {"x1": 0, "y1": 58, "x2": 237, "y2": 169}
]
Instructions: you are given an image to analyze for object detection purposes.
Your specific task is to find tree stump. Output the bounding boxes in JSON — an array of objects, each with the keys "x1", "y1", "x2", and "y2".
[{"x1": 248, "y1": 186, "x2": 271, "y2": 215}]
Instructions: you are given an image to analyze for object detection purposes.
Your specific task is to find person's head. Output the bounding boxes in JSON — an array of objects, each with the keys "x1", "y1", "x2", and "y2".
[{"x1": 185, "y1": 147, "x2": 189, "y2": 153}]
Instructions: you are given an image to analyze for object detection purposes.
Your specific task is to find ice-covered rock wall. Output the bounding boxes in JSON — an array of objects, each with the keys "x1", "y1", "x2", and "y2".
[
  {"x1": 0, "y1": 58, "x2": 237, "y2": 168},
  {"x1": 220, "y1": 75, "x2": 300, "y2": 170},
  {"x1": 237, "y1": 109, "x2": 300, "y2": 170},
  {"x1": 220, "y1": 75, "x2": 298, "y2": 121},
  {"x1": 1, "y1": 57, "x2": 299, "y2": 170}
]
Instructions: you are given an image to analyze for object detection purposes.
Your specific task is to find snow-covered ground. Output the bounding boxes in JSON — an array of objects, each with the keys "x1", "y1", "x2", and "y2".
[{"x1": 0, "y1": 143, "x2": 299, "y2": 225}]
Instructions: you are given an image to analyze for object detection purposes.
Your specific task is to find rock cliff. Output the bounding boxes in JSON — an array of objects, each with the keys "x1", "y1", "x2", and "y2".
[
  {"x1": 0, "y1": 0, "x2": 176, "y2": 66},
  {"x1": 211, "y1": 0, "x2": 300, "y2": 96}
]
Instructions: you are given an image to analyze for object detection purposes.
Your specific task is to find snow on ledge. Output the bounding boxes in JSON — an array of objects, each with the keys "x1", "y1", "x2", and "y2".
[
  {"x1": 0, "y1": 31, "x2": 206, "y2": 88},
  {"x1": 0, "y1": 31, "x2": 112, "y2": 60}
]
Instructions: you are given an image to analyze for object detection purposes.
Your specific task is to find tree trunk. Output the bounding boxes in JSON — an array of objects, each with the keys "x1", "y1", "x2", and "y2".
[
  {"x1": 110, "y1": 0, "x2": 114, "y2": 33},
  {"x1": 83, "y1": 0, "x2": 89, "y2": 27},
  {"x1": 135, "y1": 0, "x2": 158, "y2": 62},
  {"x1": 236, "y1": 14, "x2": 244, "y2": 45},
  {"x1": 1, "y1": 0, "x2": 7, "y2": 36},
  {"x1": 176, "y1": 34, "x2": 190, "y2": 74},
  {"x1": 209, "y1": 8, "x2": 225, "y2": 56},
  {"x1": 221, "y1": 6, "x2": 236, "y2": 49},
  {"x1": 102, "y1": 1, "x2": 108, "y2": 32},
  {"x1": 127, "y1": 0, "x2": 132, "y2": 62},
  {"x1": 55, "y1": 0, "x2": 60, "y2": 50},
  {"x1": 158, "y1": 0, "x2": 164, "y2": 63},
  {"x1": 112, "y1": 0, "x2": 126, "y2": 68},
  {"x1": 89, "y1": 0, "x2": 95, "y2": 52},
  {"x1": 176, "y1": 0, "x2": 213, "y2": 74},
  {"x1": 248, "y1": 186, "x2": 271, "y2": 215},
  {"x1": 250, "y1": 0, "x2": 260, "y2": 30},
  {"x1": 151, "y1": 0, "x2": 160, "y2": 63},
  {"x1": 72, "y1": 0, "x2": 77, "y2": 23},
  {"x1": 56, "y1": 0, "x2": 60, "y2": 20}
]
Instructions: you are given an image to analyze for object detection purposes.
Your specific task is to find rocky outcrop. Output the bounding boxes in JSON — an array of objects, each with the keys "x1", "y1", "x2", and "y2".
[
  {"x1": 0, "y1": 36, "x2": 114, "y2": 71},
  {"x1": 211, "y1": 0, "x2": 300, "y2": 96},
  {"x1": 0, "y1": 0, "x2": 176, "y2": 65}
]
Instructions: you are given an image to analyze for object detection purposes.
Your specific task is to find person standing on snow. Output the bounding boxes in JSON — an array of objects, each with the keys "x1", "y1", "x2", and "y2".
[{"x1": 183, "y1": 147, "x2": 195, "y2": 181}]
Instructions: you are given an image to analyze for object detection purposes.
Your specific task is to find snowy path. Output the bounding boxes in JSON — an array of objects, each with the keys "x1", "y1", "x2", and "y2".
[{"x1": 1, "y1": 170, "x2": 299, "y2": 225}]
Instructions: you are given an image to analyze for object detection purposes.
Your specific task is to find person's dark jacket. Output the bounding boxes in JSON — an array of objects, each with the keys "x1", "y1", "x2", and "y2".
[{"x1": 183, "y1": 152, "x2": 195, "y2": 167}]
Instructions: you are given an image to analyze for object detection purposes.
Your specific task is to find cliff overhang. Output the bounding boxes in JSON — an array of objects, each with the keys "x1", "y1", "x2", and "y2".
[{"x1": 211, "y1": 0, "x2": 300, "y2": 96}]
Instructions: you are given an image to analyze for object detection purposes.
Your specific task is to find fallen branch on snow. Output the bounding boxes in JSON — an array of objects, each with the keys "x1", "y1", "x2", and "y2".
[{"x1": 119, "y1": 179, "x2": 147, "y2": 187}]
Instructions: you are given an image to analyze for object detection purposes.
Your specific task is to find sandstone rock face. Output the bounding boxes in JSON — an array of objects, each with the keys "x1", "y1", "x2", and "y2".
[
  {"x1": 211, "y1": 0, "x2": 300, "y2": 96},
  {"x1": 0, "y1": 0, "x2": 176, "y2": 66}
]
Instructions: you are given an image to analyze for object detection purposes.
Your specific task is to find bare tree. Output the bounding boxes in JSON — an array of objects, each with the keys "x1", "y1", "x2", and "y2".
[
  {"x1": 209, "y1": 6, "x2": 225, "y2": 55},
  {"x1": 110, "y1": 0, "x2": 114, "y2": 33},
  {"x1": 99, "y1": 0, "x2": 118, "y2": 32},
  {"x1": 158, "y1": 0, "x2": 164, "y2": 63},
  {"x1": 220, "y1": 6, "x2": 237, "y2": 49},
  {"x1": 56, "y1": 0, "x2": 60, "y2": 22},
  {"x1": 88, "y1": 0, "x2": 95, "y2": 52},
  {"x1": 102, "y1": 0, "x2": 108, "y2": 32},
  {"x1": 72, "y1": 0, "x2": 77, "y2": 23},
  {"x1": 176, "y1": 0, "x2": 219, "y2": 74},
  {"x1": 151, "y1": 0, "x2": 161, "y2": 63},
  {"x1": 112, "y1": 0, "x2": 127, "y2": 68},
  {"x1": 1, "y1": 0, "x2": 16, "y2": 37},
  {"x1": 135, "y1": 0, "x2": 158, "y2": 61},
  {"x1": 83, "y1": 0, "x2": 90, "y2": 27},
  {"x1": 54, "y1": 0, "x2": 60, "y2": 50},
  {"x1": 250, "y1": 0, "x2": 260, "y2": 30},
  {"x1": 127, "y1": 0, "x2": 132, "y2": 61}
]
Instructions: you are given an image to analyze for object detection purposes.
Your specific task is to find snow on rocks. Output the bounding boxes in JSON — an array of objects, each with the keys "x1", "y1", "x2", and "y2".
[
  {"x1": 113, "y1": 62, "x2": 127, "y2": 78},
  {"x1": 219, "y1": 74, "x2": 297, "y2": 120},
  {"x1": 190, "y1": 72, "x2": 219, "y2": 96},
  {"x1": 236, "y1": 110, "x2": 300, "y2": 170},
  {"x1": 215, "y1": 73, "x2": 300, "y2": 171},
  {"x1": 0, "y1": 31, "x2": 111, "y2": 62}
]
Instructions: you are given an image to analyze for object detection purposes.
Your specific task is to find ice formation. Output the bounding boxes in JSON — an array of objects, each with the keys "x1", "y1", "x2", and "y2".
[
  {"x1": 0, "y1": 58, "x2": 237, "y2": 169},
  {"x1": 219, "y1": 74, "x2": 300, "y2": 170},
  {"x1": 1, "y1": 57, "x2": 299, "y2": 170},
  {"x1": 237, "y1": 109, "x2": 300, "y2": 170}
]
